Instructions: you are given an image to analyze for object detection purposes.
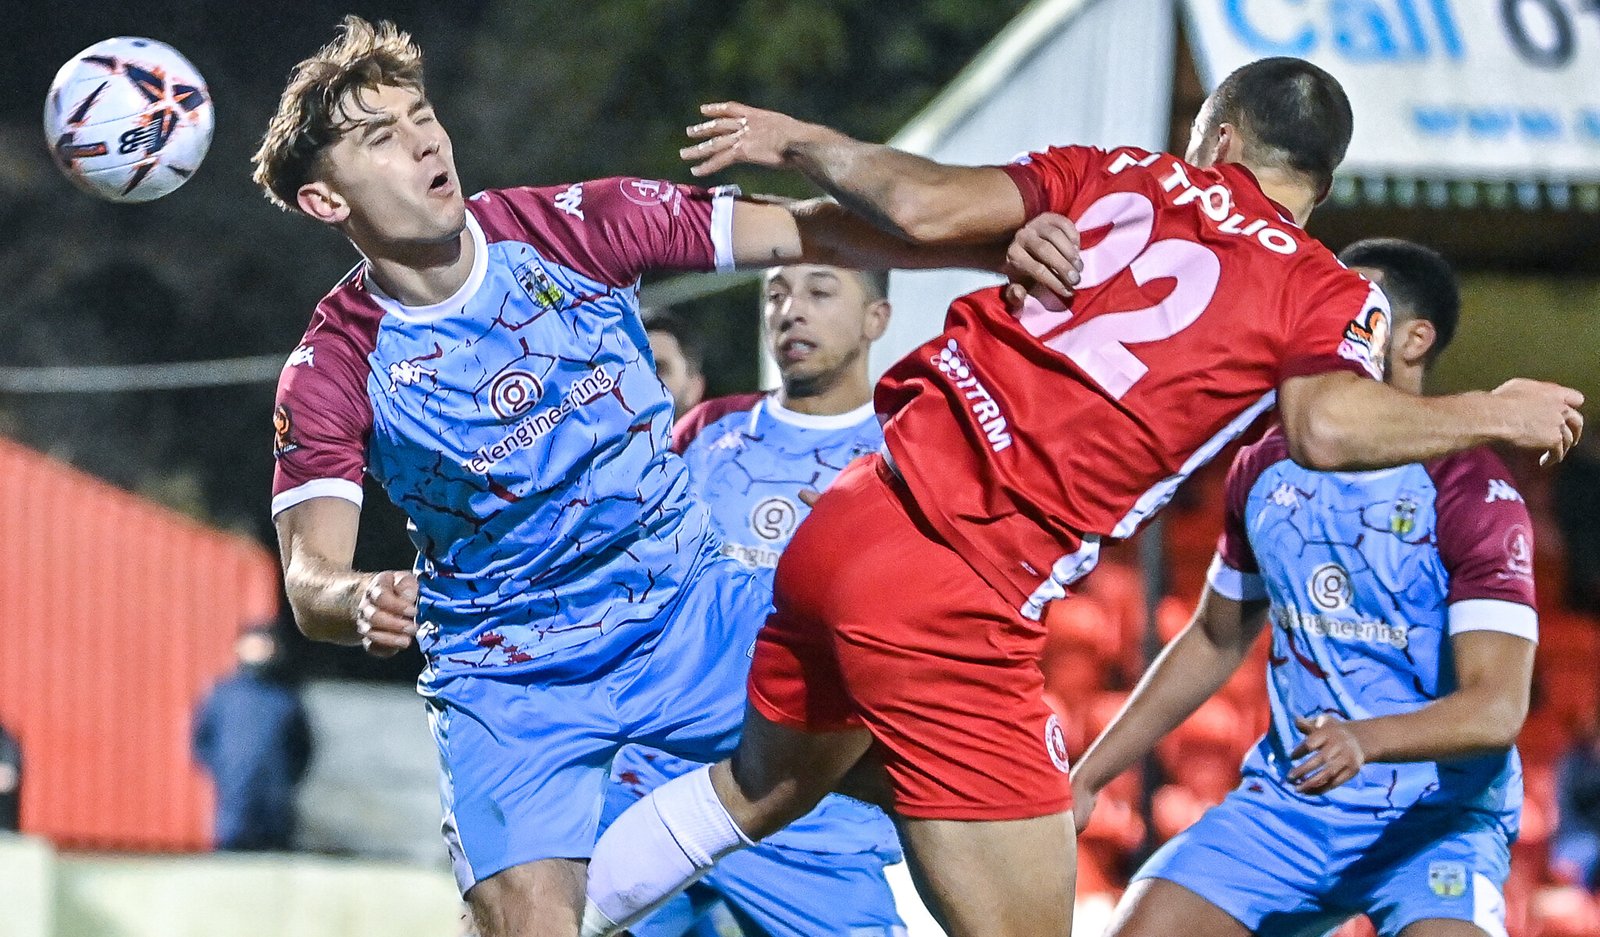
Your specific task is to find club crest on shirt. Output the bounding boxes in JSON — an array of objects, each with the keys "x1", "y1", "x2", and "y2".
[
  {"x1": 1428, "y1": 861, "x2": 1468, "y2": 898},
  {"x1": 1389, "y1": 496, "x2": 1418, "y2": 536},
  {"x1": 272, "y1": 404, "x2": 301, "y2": 458},
  {"x1": 1337, "y1": 304, "x2": 1390, "y2": 380},
  {"x1": 514, "y1": 261, "x2": 566, "y2": 312}
]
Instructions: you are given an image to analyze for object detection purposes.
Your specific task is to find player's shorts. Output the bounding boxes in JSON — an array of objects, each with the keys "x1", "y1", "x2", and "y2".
[
  {"x1": 1136, "y1": 778, "x2": 1512, "y2": 937},
  {"x1": 617, "y1": 839, "x2": 906, "y2": 937},
  {"x1": 423, "y1": 548, "x2": 771, "y2": 894},
  {"x1": 748, "y1": 453, "x2": 1072, "y2": 821}
]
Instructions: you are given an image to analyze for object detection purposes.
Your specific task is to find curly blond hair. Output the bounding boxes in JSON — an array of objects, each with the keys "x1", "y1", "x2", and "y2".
[{"x1": 250, "y1": 16, "x2": 425, "y2": 211}]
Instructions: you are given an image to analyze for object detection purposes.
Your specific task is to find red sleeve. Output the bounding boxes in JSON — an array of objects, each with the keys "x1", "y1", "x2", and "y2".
[
  {"x1": 671, "y1": 393, "x2": 765, "y2": 455},
  {"x1": 997, "y1": 146, "x2": 1105, "y2": 220},
  {"x1": 474, "y1": 178, "x2": 734, "y2": 287},
  {"x1": 270, "y1": 337, "x2": 372, "y2": 517},
  {"x1": 1428, "y1": 448, "x2": 1538, "y2": 609},
  {"x1": 1279, "y1": 260, "x2": 1392, "y2": 383}
]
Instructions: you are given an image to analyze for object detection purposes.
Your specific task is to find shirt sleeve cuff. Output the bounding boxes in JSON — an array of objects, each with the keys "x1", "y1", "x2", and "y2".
[
  {"x1": 1207, "y1": 553, "x2": 1266, "y2": 602},
  {"x1": 1447, "y1": 598, "x2": 1539, "y2": 643},
  {"x1": 710, "y1": 185, "x2": 739, "y2": 273},
  {"x1": 271, "y1": 477, "x2": 364, "y2": 518}
]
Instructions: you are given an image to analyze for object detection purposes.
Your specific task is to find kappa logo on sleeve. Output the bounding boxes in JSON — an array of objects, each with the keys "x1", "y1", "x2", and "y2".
[
  {"x1": 272, "y1": 404, "x2": 301, "y2": 458},
  {"x1": 1485, "y1": 479, "x2": 1524, "y2": 504},
  {"x1": 1337, "y1": 304, "x2": 1390, "y2": 380}
]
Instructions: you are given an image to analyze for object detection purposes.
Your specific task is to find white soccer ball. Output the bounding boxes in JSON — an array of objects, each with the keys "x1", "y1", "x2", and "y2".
[{"x1": 44, "y1": 37, "x2": 214, "y2": 203}]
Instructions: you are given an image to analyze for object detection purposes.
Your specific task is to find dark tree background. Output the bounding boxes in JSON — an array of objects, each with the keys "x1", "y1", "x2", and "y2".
[{"x1": 0, "y1": 0, "x2": 1028, "y2": 678}]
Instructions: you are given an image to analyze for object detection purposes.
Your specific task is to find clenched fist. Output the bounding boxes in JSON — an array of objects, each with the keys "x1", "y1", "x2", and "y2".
[{"x1": 356, "y1": 570, "x2": 419, "y2": 658}]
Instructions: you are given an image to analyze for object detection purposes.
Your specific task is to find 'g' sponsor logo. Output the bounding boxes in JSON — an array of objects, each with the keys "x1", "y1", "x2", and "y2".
[
  {"x1": 750, "y1": 496, "x2": 799, "y2": 542},
  {"x1": 1045, "y1": 713, "x2": 1070, "y2": 773},
  {"x1": 489, "y1": 370, "x2": 544, "y2": 421},
  {"x1": 1307, "y1": 563, "x2": 1352, "y2": 612}
]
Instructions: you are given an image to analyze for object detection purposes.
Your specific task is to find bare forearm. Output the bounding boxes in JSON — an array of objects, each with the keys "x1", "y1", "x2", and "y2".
[
  {"x1": 1074, "y1": 624, "x2": 1248, "y2": 791},
  {"x1": 785, "y1": 127, "x2": 1015, "y2": 245},
  {"x1": 790, "y1": 199, "x2": 1004, "y2": 271},
  {"x1": 284, "y1": 559, "x2": 369, "y2": 645},
  {"x1": 1349, "y1": 690, "x2": 1525, "y2": 763},
  {"x1": 1285, "y1": 378, "x2": 1505, "y2": 470}
]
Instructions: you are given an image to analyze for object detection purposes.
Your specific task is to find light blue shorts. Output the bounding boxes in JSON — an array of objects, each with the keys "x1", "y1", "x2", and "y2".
[
  {"x1": 1137, "y1": 779, "x2": 1512, "y2": 937},
  {"x1": 424, "y1": 551, "x2": 770, "y2": 894}
]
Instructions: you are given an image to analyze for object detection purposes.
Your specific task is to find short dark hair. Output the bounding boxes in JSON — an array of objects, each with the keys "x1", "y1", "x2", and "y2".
[
  {"x1": 853, "y1": 270, "x2": 889, "y2": 303},
  {"x1": 641, "y1": 309, "x2": 702, "y2": 374},
  {"x1": 1208, "y1": 57, "x2": 1352, "y2": 197},
  {"x1": 1338, "y1": 238, "x2": 1459, "y2": 363}
]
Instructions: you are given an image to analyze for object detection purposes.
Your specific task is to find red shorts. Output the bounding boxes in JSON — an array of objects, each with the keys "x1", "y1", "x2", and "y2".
[{"x1": 748, "y1": 454, "x2": 1073, "y2": 821}]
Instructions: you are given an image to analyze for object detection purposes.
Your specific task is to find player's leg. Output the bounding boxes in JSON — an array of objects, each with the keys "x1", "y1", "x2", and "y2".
[
  {"x1": 427, "y1": 672, "x2": 617, "y2": 937},
  {"x1": 892, "y1": 813, "x2": 1075, "y2": 937},
  {"x1": 1394, "y1": 922, "x2": 1497, "y2": 937},
  {"x1": 1103, "y1": 880, "x2": 1251, "y2": 937}
]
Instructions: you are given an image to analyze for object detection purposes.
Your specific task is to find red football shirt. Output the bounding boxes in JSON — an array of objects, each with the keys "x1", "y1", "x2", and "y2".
[{"x1": 875, "y1": 145, "x2": 1391, "y2": 619}]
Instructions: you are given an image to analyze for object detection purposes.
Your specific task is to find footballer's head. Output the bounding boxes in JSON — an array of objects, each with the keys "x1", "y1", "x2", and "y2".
[
  {"x1": 251, "y1": 17, "x2": 465, "y2": 248},
  {"x1": 642, "y1": 309, "x2": 706, "y2": 419},
  {"x1": 762, "y1": 265, "x2": 890, "y2": 398},
  {"x1": 1186, "y1": 57, "x2": 1352, "y2": 204},
  {"x1": 1338, "y1": 238, "x2": 1459, "y2": 392}
]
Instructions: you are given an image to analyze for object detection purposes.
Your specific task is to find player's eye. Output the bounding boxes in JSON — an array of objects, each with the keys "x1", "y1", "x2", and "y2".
[
  {"x1": 766, "y1": 293, "x2": 788, "y2": 305},
  {"x1": 370, "y1": 131, "x2": 394, "y2": 146}
]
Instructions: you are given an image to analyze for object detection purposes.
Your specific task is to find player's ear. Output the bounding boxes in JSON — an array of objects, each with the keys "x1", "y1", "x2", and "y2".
[
  {"x1": 1397, "y1": 318, "x2": 1437, "y2": 368},
  {"x1": 1214, "y1": 123, "x2": 1244, "y2": 165},
  {"x1": 863, "y1": 299, "x2": 891, "y2": 342},
  {"x1": 297, "y1": 181, "x2": 350, "y2": 225}
]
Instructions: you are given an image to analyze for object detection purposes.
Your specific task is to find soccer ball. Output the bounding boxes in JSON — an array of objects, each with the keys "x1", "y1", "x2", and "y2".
[{"x1": 44, "y1": 37, "x2": 213, "y2": 203}]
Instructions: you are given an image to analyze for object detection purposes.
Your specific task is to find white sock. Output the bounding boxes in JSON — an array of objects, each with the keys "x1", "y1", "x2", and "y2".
[{"x1": 580, "y1": 766, "x2": 754, "y2": 937}]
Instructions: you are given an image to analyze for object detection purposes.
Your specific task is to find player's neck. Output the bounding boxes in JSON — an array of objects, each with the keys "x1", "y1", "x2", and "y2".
[
  {"x1": 1247, "y1": 166, "x2": 1317, "y2": 227},
  {"x1": 777, "y1": 371, "x2": 873, "y2": 416},
  {"x1": 363, "y1": 227, "x2": 475, "y2": 307}
]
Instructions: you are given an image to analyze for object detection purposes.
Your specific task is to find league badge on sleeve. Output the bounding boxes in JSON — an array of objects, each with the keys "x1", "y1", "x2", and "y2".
[
  {"x1": 1337, "y1": 303, "x2": 1390, "y2": 380},
  {"x1": 272, "y1": 404, "x2": 301, "y2": 458}
]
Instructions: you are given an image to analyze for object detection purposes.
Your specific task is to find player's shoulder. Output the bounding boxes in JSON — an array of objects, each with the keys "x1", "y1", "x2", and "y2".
[
  {"x1": 672, "y1": 392, "x2": 766, "y2": 454},
  {"x1": 293, "y1": 265, "x2": 385, "y2": 369},
  {"x1": 471, "y1": 178, "x2": 697, "y2": 234},
  {"x1": 1229, "y1": 425, "x2": 1295, "y2": 495},
  {"x1": 1425, "y1": 445, "x2": 1523, "y2": 502}
]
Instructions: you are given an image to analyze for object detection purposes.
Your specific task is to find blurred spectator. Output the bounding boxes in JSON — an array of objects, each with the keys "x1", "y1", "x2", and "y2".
[
  {"x1": 1553, "y1": 727, "x2": 1600, "y2": 890},
  {"x1": 1554, "y1": 435, "x2": 1600, "y2": 613},
  {"x1": 0, "y1": 721, "x2": 19, "y2": 832},
  {"x1": 193, "y1": 628, "x2": 312, "y2": 851},
  {"x1": 642, "y1": 308, "x2": 705, "y2": 419}
]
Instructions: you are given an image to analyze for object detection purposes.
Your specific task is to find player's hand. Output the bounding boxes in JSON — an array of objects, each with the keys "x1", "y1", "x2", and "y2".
[
  {"x1": 356, "y1": 570, "x2": 419, "y2": 658},
  {"x1": 1488, "y1": 379, "x2": 1584, "y2": 465},
  {"x1": 1288, "y1": 714, "x2": 1366, "y2": 794},
  {"x1": 1002, "y1": 212, "x2": 1083, "y2": 303},
  {"x1": 1069, "y1": 774, "x2": 1099, "y2": 834},
  {"x1": 798, "y1": 488, "x2": 823, "y2": 508},
  {"x1": 681, "y1": 102, "x2": 819, "y2": 177}
]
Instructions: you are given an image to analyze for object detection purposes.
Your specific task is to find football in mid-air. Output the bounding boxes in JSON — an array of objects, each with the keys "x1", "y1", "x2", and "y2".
[{"x1": 44, "y1": 37, "x2": 213, "y2": 203}]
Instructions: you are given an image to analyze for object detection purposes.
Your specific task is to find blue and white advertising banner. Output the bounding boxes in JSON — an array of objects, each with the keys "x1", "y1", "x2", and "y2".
[{"x1": 1184, "y1": 0, "x2": 1600, "y2": 181}]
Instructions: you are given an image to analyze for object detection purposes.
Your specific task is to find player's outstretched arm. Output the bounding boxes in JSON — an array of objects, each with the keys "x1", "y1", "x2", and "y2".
[
  {"x1": 684, "y1": 102, "x2": 1028, "y2": 245},
  {"x1": 1279, "y1": 371, "x2": 1585, "y2": 470},
  {"x1": 276, "y1": 496, "x2": 417, "y2": 657},
  {"x1": 728, "y1": 196, "x2": 1007, "y2": 273},
  {"x1": 1288, "y1": 631, "x2": 1534, "y2": 795},
  {"x1": 1071, "y1": 587, "x2": 1269, "y2": 831}
]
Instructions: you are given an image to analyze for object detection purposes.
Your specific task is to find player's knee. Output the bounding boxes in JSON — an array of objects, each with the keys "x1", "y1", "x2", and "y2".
[
  {"x1": 466, "y1": 860, "x2": 585, "y2": 937},
  {"x1": 720, "y1": 756, "x2": 829, "y2": 838}
]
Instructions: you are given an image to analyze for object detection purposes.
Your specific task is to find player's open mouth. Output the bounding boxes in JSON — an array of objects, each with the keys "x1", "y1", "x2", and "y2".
[
  {"x1": 778, "y1": 339, "x2": 815, "y2": 362},
  {"x1": 428, "y1": 172, "x2": 453, "y2": 195}
]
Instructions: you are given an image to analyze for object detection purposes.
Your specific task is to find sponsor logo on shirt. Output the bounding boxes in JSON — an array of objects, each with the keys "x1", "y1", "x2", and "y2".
[
  {"x1": 720, "y1": 541, "x2": 782, "y2": 570},
  {"x1": 467, "y1": 366, "x2": 616, "y2": 473},
  {"x1": 1307, "y1": 562, "x2": 1353, "y2": 612},
  {"x1": 1279, "y1": 606, "x2": 1411, "y2": 650},
  {"x1": 554, "y1": 182, "x2": 584, "y2": 220},
  {"x1": 286, "y1": 344, "x2": 315, "y2": 369},
  {"x1": 1337, "y1": 305, "x2": 1390, "y2": 380},
  {"x1": 1485, "y1": 479, "x2": 1523, "y2": 504},
  {"x1": 933, "y1": 339, "x2": 1012, "y2": 453},
  {"x1": 749, "y1": 495, "x2": 799, "y2": 542},
  {"x1": 272, "y1": 404, "x2": 301, "y2": 458},
  {"x1": 488, "y1": 370, "x2": 544, "y2": 421}
]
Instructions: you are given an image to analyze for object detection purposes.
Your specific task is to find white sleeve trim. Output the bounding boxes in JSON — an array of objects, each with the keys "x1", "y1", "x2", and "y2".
[
  {"x1": 271, "y1": 478, "x2": 364, "y2": 518},
  {"x1": 710, "y1": 186, "x2": 738, "y2": 273},
  {"x1": 1448, "y1": 599, "x2": 1539, "y2": 643},
  {"x1": 1206, "y1": 553, "x2": 1267, "y2": 602}
]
